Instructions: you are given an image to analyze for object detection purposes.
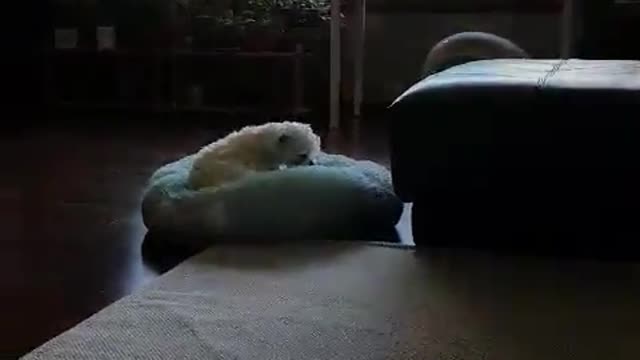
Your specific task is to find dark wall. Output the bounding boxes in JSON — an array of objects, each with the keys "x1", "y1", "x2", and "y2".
[
  {"x1": 359, "y1": 12, "x2": 562, "y2": 103},
  {"x1": 366, "y1": 0, "x2": 562, "y2": 13},
  {"x1": 575, "y1": 0, "x2": 613, "y2": 58},
  {"x1": 4, "y1": 0, "x2": 51, "y2": 113},
  {"x1": 577, "y1": 0, "x2": 640, "y2": 59}
]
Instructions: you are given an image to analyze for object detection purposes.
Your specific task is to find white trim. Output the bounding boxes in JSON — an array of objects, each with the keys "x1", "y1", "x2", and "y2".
[
  {"x1": 330, "y1": 0, "x2": 341, "y2": 129},
  {"x1": 560, "y1": 0, "x2": 575, "y2": 58},
  {"x1": 353, "y1": 0, "x2": 366, "y2": 117}
]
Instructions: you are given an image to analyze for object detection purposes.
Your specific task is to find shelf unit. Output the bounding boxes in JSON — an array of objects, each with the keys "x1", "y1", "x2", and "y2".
[{"x1": 43, "y1": 44, "x2": 308, "y2": 118}]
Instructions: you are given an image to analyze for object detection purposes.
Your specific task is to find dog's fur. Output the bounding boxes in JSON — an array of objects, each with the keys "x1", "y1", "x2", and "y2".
[{"x1": 188, "y1": 122, "x2": 321, "y2": 190}]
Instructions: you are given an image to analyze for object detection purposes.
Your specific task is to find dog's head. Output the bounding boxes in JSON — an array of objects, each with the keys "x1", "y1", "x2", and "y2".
[{"x1": 272, "y1": 122, "x2": 321, "y2": 167}]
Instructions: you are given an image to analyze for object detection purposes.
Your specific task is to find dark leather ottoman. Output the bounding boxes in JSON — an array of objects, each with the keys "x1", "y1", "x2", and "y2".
[{"x1": 389, "y1": 59, "x2": 640, "y2": 259}]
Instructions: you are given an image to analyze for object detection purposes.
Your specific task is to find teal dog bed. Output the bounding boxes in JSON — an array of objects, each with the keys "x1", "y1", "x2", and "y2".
[{"x1": 141, "y1": 153, "x2": 402, "y2": 242}]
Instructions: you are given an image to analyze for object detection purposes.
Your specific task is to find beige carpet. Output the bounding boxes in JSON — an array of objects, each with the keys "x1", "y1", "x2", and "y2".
[{"x1": 23, "y1": 243, "x2": 640, "y2": 359}]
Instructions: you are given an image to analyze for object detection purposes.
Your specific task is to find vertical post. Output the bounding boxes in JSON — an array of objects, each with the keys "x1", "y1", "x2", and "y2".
[
  {"x1": 560, "y1": 0, "x2": 575, "y2": 59},
  {"x1": 169, "y1": 0, "x2": 178, "y2": 115},
  {"x1": 353, "y1": 0, "x2": 366, "y2": 118},
  {"x1": 43, "y1": 50, "x2": 53, "y2": 107},
  {"x1": 578, "y1": 0, "x2": 612, "y2": 58},
  {"x1": 292, "y1": 43, "x2": 304, "y2": 114},
  {"x1": 330, "y1": 0, "x2": 341, "y2": 129}
]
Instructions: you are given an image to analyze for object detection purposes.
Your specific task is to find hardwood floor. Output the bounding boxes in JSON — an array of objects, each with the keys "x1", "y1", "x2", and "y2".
[{"x1": 0, "y1": 120, "x2": 410, "y2": 358}]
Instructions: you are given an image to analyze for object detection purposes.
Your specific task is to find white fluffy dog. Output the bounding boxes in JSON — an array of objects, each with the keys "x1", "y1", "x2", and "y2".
[{"x1": 188, "y1": 121, "x2": 321, "y2": 190}]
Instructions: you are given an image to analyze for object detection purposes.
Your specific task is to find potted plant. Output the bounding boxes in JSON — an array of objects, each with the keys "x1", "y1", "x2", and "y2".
[
  {"x1": 53, "y1": 0, "x2": 97, "y2": 49},
  {"x1": 107, "y1": 0, "x2": 176, "y2": 50},
  {"x1": 278, "y1": 0, "x2": 329, "y2": 29},
  {"x1": 193, "y1": 13, "x2": 246, "y2": 50},
  {"x1": 276, "y1": 0, "x2": 332, "y2": 49},
  {"x1": 213, "y1": 15, "x2": 247, "y2": 49},
  {"x1": 241, "y1": 12, "x2": 284, "y2": 51},
  {"x1": 191, "y1": 1, "x2": 246, "y2": 50}
]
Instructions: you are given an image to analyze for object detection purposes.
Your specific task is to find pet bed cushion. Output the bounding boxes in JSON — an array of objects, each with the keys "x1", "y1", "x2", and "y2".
[{"x1": 141, "y1": 153, "x2": 402, "y2": 242}]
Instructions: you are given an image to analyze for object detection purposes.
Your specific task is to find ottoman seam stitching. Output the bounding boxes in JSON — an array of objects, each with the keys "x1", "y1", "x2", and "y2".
[{"x1": 537, "y1": 59, "x2": 568, "y2": 89}]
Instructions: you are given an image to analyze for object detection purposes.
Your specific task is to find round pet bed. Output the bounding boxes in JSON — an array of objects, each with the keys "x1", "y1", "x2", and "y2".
[{"x1": 141, "y1": 152, "x2": 403, "y2": 242}]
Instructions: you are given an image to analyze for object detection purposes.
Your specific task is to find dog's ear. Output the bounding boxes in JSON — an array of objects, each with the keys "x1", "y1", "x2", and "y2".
[{"x1": 278, "y1": 133, "x2": 290, "y2": 145}]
